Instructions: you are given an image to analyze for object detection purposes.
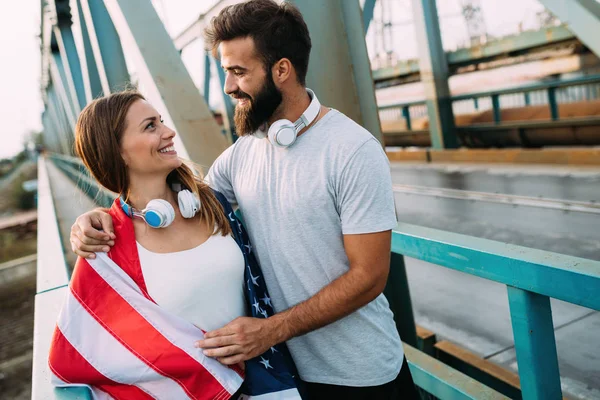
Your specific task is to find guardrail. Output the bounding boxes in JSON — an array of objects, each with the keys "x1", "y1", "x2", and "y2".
[
  {"x1": 49, "y1": 153, "x2": 115, "y2": 208},
  {"x1": 33, "y1": 153, "x2": 599, "y2": 399},
  {"x1": 391, "y1": 223, "x2": 600, "y2": 399},
  {"x1": 379, "y1": 74, "x2": 600, "y2": 130},
  {"x1": 31, "y1": 156, "x2": 92, "y2": 400}
]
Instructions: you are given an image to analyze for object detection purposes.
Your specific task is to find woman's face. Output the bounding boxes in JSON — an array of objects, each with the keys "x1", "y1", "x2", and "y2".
[{"x1": 120, "y1": 99, "x2": 182, "y2": 177}]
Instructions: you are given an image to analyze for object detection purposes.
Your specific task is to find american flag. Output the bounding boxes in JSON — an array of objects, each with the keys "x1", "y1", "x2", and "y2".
[{"x1": 48, "y1": 194, "x2": 302, "y2": 399}]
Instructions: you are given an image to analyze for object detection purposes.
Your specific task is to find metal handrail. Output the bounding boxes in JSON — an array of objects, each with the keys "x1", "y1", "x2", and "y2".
[
  {"x1": 391, "y1": 223, "x2": 600, "y2": 399},
  {"x1": 379, "y1": 74, "x2": 600, "y2": 128}
]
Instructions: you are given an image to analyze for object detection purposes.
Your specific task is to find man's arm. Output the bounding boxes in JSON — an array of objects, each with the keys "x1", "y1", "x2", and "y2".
[
  {"x1": 70, "y1": 209, "x2": 115, "y2": 259},
  {"x1": 196, "y1": 230, "x2": 391, "y2": 364}
]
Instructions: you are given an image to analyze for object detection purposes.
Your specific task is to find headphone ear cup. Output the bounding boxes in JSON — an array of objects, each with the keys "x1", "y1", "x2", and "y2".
[
  {"x1": 145, "y1": 199, "x2": 175, "y2": 228},
  {"x1": 178, "y1": 190, "x2": 200, "y2": 219},
  {"x1": 268, "y1": 119, "x2": 297, "y2": 147}
]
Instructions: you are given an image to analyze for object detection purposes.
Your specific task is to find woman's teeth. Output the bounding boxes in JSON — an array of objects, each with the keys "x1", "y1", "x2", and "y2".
[{"x1": 159, "y1": 146, "x2": 175, "y2": 153}]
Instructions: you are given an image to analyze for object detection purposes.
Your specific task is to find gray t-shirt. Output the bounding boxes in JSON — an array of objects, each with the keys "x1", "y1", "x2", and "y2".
[{"x1": 206, "y1": 109, "x2": 403, "y2": 386}]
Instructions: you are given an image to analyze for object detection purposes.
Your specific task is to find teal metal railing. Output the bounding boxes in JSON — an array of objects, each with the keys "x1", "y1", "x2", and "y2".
[
  {"x1": 32, "y1": 153, "x2": 600, "y2": 399},
  {"x1": 49, "y1": 153, "x2": 115, "y2": 208},
  {"x1": 379, "y1": 74, "x2": 600, "y2": 130},
  {"x1": 391, "y1": 223, "x2": 600, "y2": 399}
]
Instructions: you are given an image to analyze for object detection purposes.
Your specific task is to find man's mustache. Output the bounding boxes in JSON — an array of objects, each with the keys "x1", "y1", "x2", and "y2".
[{"x1": 230, "y1": 91, "x2": 251, "y2": 101}]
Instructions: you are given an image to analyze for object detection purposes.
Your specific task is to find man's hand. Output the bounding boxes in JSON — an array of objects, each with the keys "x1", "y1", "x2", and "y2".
[
  {"x1": 194, "y1": 317, "x2": 284, "y2": 365},
  {"x1": 70, "y1": 209, "x2": 116, "y2": 259}
]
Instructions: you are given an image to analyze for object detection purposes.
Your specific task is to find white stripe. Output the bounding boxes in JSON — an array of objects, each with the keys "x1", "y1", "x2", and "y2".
[
  {"x1": 87, "y1": 253, "x2": 242, "y2": 394},
  {"x1": 52, "y1": 369, "x2": 114, "y2": 400},
  {"x1": 58, "y1": 290, "x2": 189, "y2": 399},
  {"x1": 241, "y1": 388, "x2": 302, "y2": 400}
]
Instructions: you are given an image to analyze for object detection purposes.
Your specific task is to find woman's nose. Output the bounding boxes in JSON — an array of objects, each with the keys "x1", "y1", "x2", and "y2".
[{"x1": 163, "y1": 125, "x2": 176, "y2": 139}]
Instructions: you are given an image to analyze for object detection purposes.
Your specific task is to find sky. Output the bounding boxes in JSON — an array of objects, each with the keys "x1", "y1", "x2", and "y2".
[{"x1": 0, "y1": 0, "x2": 548, "y2": 160}]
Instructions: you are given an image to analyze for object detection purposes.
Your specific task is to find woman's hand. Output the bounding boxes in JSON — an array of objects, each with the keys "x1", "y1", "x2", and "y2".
[{"x1": 70, "y1": 208, "x2": 116, "y2": 259}]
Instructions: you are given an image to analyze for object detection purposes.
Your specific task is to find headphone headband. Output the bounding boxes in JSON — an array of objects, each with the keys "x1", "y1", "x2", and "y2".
[
  {"x1": 295, "y1": 88, "x2": 320, "y2": 130},
  {"x1": 267, "y1": 88, "x2": 321, "y2": 147}
]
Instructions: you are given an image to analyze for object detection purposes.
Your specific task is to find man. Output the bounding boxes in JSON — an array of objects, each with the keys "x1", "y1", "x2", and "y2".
[{"x1": 70, "y1": 0, "x2": 418, "y2": 398}]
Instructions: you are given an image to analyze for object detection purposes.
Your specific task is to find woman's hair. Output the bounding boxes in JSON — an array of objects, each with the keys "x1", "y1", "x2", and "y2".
[{"x1": 74, "y1": 90, "x2": 231, "y2": 236}]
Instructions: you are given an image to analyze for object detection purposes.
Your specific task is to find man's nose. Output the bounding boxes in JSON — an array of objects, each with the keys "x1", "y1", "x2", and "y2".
[{"x1": 224, "y1": 72, "x2": 238, "y2": 96}]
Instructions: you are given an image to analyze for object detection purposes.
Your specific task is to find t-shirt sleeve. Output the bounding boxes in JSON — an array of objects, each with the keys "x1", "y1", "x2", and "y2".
[
  {"x1": 205, "y1": 144, "x2": 237, "y2": 205},
  {"x1": 337, "y1": 138, "x2": 398, "y2": 234}
]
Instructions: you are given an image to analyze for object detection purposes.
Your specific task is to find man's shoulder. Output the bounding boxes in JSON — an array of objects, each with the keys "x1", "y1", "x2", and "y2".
[{"x1": 319, "y1": 109, "x2": 383, "y2": 154}]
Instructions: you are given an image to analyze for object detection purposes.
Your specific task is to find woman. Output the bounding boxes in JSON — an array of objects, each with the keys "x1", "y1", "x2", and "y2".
[{"x1": 48, "y1": 91, "x2": 300, "y2": 399}]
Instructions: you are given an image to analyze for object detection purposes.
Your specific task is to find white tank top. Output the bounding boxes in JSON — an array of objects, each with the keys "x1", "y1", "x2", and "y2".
[{"x1": 137, "y1": 234, "x2": 246, "y2": 332}]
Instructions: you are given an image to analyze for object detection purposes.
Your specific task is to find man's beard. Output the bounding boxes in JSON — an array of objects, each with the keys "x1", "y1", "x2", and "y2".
[{"x1": 232, "y1": 73, "x2": 282, "y2": 136}]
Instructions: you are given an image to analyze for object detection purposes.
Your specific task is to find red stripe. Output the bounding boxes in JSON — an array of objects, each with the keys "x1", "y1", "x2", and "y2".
[
  {"x1": 49, "y1": 328, "x2": 154, "y2": 399},
  {"x1": 70, "y1": 258, "x2": 229, "y2": 399}
]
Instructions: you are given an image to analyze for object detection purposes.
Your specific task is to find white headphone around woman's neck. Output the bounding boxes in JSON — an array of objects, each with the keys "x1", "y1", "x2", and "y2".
[{"x1": 120, "y1": 184, "x2": 200, "y2": 228}]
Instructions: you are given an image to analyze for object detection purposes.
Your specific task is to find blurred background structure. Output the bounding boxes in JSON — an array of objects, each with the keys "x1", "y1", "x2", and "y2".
[{"x1": 0, "y1": 0, "x2": 599, "y2": 399}]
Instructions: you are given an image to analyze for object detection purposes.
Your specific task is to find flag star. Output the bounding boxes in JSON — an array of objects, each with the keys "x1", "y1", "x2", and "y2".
[
  {"x1": 259, "y1": 357, "x2": 273, "y2": 370},
  {"x1": 260, "y1": 294, "x2": 272, "y2": 307},
  {"x1": 259, "y1": 308, "x2": 268, "y2": 319},
  {"x1": 270, "y1": 346, "x2": 279, "y2": 354},
  {"x1": 247, "y1": 279, "x2": 251, "y2": 290},
  {"x1": 244, "y1": 244, "x2": 252, "y2": 253},
  {"x1": 249, "y1": 271, "x2": 260, "y2": 286},
  {"x1": 252, "y1": 298, "x2": 260, "y2": 313}
]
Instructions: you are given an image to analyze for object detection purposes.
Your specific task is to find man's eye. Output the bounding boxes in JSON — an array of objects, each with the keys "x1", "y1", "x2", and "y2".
[{"x1": 233, "y1": 70, "x2": 243, "y2": 76}]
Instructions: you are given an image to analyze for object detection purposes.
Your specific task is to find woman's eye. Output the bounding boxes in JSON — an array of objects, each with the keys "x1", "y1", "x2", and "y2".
[{"x1": 146, "y1": 122, "x2": 155, "y2": 130}]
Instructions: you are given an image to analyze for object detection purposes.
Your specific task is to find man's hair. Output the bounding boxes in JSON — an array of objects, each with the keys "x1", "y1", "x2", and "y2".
[{"x1": 204, "y1": 0, "x2": 312, "y2": 85}]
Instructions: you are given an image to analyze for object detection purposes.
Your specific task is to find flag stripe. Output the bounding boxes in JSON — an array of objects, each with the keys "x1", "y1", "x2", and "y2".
[
  {"x1": 70, "y1": 258, "x2": 232, "y2": 400},
  {"x1": 57, "y1": 290, "x2": 190, "y2": 399},
  {"x1": 50, "y1": 329, "x2": 154, "y2": 400},
  {"x1": 84, "y1": 253, "x2": 243, "y2": 394}
]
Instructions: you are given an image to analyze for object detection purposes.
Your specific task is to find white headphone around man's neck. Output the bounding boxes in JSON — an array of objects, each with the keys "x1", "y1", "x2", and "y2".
[{"x1": 262, "y1": 88, "x2": 321, "y2": 148}]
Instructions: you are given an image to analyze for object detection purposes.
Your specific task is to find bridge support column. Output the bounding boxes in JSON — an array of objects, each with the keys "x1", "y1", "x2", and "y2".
[
  {"x1": 103, "y1": 0, "x2": 229, "y2": 170},
  {"x1": 75, "y1": 0, "x2": 104, "y2": 101},
  {"x1": 203, "y1": 52, "x2": 211, "y2": 103},
  {"x1": 215, "y1": 53, "x2": 237, "y2": 144},
  {"x1": 507, "y1": 286, "x2": 562, "y2": 400},
  {"x1": 79, "y1": 0, "x2": 130, "y2": 94},
  {"x1": 384, "y1": 253, "x2": 418, "y2": 348},
  {"x1": 46, "y1": 86, "x2": 73, "y2": 155},
  {"x1": 292, "y1": 0, "x2": 383, "y2": 144},
  {"x1": 411, "y1": 0, "x2": 458, "y2": 149},
  {"x1": 538, "y1": 0, "x2": 600, "y2": 58},
  {"x1": 52, "y1": 1, "x2": 86, "y2": 112},
  {"x1": 363, "y1": 0, "x2": 377, "y2": 34}
]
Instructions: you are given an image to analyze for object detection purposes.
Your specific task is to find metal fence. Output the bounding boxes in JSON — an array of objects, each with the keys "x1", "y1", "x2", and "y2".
[{"x1": 379, "y1": 74, "x2": 600, "y2": 130}]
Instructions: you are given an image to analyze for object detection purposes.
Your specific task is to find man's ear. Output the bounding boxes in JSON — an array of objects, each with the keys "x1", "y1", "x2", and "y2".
[{"x1": 272, "y1": 58, "x2": 292, "y2": 84}]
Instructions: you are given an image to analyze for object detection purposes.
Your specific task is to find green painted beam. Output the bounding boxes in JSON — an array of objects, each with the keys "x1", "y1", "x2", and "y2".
[
  {"x1": 539, "y1": 0, "x2": 600, "y2": 58},
  {"x1": 392, "y1": 223, "x2": 600, "y2": 311},
  {"x1": 411, "y1": 0, "x2": 458, "y2": 149},
  {"x1": 404, "y1": 344, "x2": 510, "y2": 400},
  {"x1": 373, "y1": 25, "x2": 576, "y2": 83},
  {"x1": 291, "y1": 0, "x2": 383, "y2": 144},
  {"x1": 507, "y1": 287, "x2": 562, "y2": 400}
]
